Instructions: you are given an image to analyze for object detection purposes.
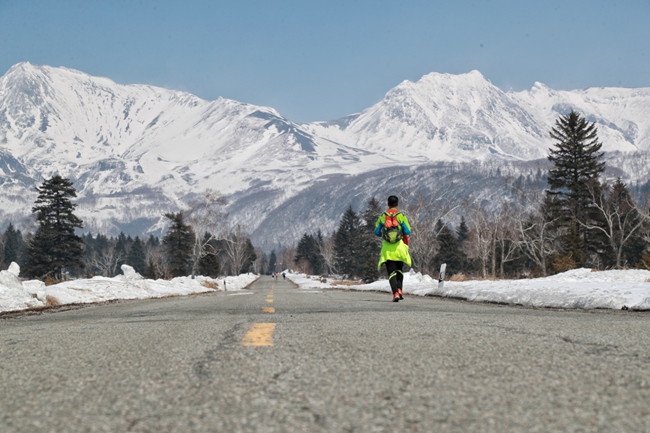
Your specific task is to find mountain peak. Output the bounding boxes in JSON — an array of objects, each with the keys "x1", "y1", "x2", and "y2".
[
  {"x1": 416, "y1": 69, "x2": 488, "y2": 86},
  {"x1": 4, "y1": 62, "x2": 47, "y2": 79},
  {"x1": 386, "y1": 70, "x2": 495, "y2": 102},
  {"x1": 6, "y1": 61, "x2": 36, "y2": 72}
]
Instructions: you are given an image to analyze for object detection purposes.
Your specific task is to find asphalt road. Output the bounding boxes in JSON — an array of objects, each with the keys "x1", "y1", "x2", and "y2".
[{"x1": 1, "y1": 275, "x2": 650, "y2": 433}]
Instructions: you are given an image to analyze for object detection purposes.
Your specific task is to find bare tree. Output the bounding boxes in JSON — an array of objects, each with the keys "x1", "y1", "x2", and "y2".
[
  {"x1": 493, "y1": 202, "x2": 521, "y2": 278},
  {"x1": 145, "y1": 244, "x2": 168, "y2": 279},
  {"x1": 467, "y1": 204, "x2": 495, "y2": 279},
  {"x1": 319, "y1": 234, "x2": 337, "y2": 275},
  {"x1": 223, "y1": 225, "x2": 254, "y2": 275},
  {"x1": 251, "y1": 247, "x2": 267, "y2": 274},
  {"x1": 278, "y1": 247, "x2": 296, "y2": 273},
  {"x1": 88, "y1": 247, "x2": 123, "y2": 277},
  {"x1": 401, "y1": 189, "x2": 459, "y2": 276},
  {"x1": 578, "y1": 180, "x2": 650, "y2": 269},
  {"x1": 185, "y1": 189, "x2": 228, "y2": 277}
]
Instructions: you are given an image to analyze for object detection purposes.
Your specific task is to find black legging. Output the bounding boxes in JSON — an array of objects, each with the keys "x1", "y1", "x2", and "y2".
[{"x1": 385, "y1": 260, "x2": 404, "y2": 294}]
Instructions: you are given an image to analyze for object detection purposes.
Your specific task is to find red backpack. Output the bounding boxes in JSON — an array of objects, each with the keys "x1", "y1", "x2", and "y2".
[{"x1": 381, "y1": 209, "x2": 404, "y2": 244}]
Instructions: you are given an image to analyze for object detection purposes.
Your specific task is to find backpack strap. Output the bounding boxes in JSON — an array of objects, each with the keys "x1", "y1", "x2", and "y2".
[
  {"x1": 383, "y1": 210, "x2": 402, "y2": 229},
  {"x1": 384, "y1": 210, "x2": 401, "y2": 223}
]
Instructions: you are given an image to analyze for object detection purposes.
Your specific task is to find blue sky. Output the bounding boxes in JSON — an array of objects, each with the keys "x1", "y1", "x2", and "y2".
[{"x1": 1, "y1": 0, "x2": 649, "y2": 123}]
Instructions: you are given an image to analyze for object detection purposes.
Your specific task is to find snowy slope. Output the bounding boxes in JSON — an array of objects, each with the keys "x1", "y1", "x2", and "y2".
[
  {"x1": 307, "y1": 71, "x2": 650, "y2": 162},
  {"x1": 306, "y1": 71, "x2": 549, "y2": 161},
  {"x1": 0, "y1": 63, "x2": 394, "y2": 234},
  {"x1": 0, "y1": 63, "x2": 387, "y2": 196},
  {"x1": 2, "y1": 63, "x2": 650, "y2": 244},
  {"x1": 509, "y1": 82, "x2": 650, "y2": 153}
]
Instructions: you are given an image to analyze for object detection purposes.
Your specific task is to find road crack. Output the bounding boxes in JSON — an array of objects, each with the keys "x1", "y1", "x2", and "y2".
[{"x1": 192, "y1": 322, "x2": 244, "y2": 379}]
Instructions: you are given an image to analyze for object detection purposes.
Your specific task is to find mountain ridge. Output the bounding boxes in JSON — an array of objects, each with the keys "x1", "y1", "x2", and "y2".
[{"x1": 1, "y1": 63, "x2": 649, "y2": 249}]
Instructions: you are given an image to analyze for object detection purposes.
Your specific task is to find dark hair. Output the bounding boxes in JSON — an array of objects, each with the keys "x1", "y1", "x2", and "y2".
[{"x1": 387, "y1": 195, "x2": 399, "y2": 207}]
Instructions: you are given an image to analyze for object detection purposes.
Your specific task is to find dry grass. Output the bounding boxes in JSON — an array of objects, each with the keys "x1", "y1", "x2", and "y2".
[
  {"x1": 641, "y1": 254, "x2": 650, "y2": 271},
  {"x1": 201, "y1": 280, "x2": 219, "y2": 290},
  {"x1": 45, "y1": 295, "x2": 61, "y2": 308},
  {"x1": 330, "y1": 280, "x2": 363, "y2": 287},
  {"x1": 310, "y1": 276, "x2": 329, "y2": 283},
  {"x1": 44, "y1": 275, "x2": 60, "y2": 286},
  {"x1": 551, "y1": 253, "x2": 577, "y2": 274},
  {"x1": 448, "y1": 273, "x2": 468, "y2": 282}
]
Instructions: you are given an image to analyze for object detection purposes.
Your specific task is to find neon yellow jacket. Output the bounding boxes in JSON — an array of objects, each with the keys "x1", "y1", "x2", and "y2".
[{"x1": 374, "y1": 209, "x2": 412, "y2": 270}]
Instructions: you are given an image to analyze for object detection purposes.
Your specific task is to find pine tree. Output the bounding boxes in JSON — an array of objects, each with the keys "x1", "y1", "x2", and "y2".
[
  {"x1": 334, "y1": 206, "x2": 363, "y2": 278},
  {"x1": 3, "y1": 223, "x2": 24, "y2": 267},
  {"x1": 95, "y1": 233, "x2": 110, "y2": 254},
  {"x1": 24, "y1": 175, "x2": 85, "y2": 280},
  {"x1": 127, "y1": 236, "x2": 147, "y2": 275},
  {"x1": 268, "y1": 250, "x2": 277, "y2": 274},
  {"x1": 314, "y1": 229, "x2": 326, "y2": 275},
  {"x1": 198, "y1": 253, "x2": 220, "y2": 277},
  {"x1": 238, "y1": 238, "x2": 257, "y2": 274},
  {"x1": 295, "y1": 233, "x2": 313, "y2": 272},
  {"x1": 114, "y1": 232, "x2": 128, "y2": 271},
  {"x1": 360, "y1": 197, "x2": 382, "y2": 283},
  {"x1": 162, "y1": 212, "x2": 195, "y2": 277},
  {"x1": 147, "y1": 234, "x2": 160, "y2": 248},
  {"x1": 434, "y1": 221, "x2": 465, "y2": 277},
  {"x1": 546, "y1": 110, "x2": 606, "y2": 267},
  {"x1": 295, "y1": 233, "x2": 324, "y2": 275},
  {"x1": 82, "y1": 232, "x2": 94, "y2": 265},
  {"x1": 144, "y1": 258, "x2": 159, "y2": 280},
  {"x1": 456, "y1": 216, "x2": 469, "y2": 244}
]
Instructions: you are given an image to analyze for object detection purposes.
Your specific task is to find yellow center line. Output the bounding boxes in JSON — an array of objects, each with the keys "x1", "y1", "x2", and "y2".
[
  {"x1": 262, "y1": 307, "x2": 275, "y2": 313},
  {"x1": 266, "y1": 299, "x2": 274, "y2": 303},
  {"x1": 242, "y1": 323, "x2": 275, "y2": 346}
]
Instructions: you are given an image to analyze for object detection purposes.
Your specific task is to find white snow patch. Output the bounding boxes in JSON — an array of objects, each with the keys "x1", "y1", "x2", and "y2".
[
  {"x1": 0, "y1": 262, "x2": 258, "y2": 313},
  {"x1": 287, "y1": 268, "x2": 650, "y2": 311}
]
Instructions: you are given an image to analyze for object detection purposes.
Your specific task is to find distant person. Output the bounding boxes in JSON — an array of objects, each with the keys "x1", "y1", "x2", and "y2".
[
  {"x1": 374, "y1": 195, "x2": 412, "y2": 302},
  {"x1": 282, "y1": 272, "x2": 286, "y2": 280}
]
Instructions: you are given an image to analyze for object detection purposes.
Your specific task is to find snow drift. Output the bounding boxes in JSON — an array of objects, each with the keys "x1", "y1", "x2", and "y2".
[
  {"x1": 0, "y1": 262, "x2": 258, "y2": 314},
  {"x1": 287, "y1": 268, "x2": 650, "y2": 311}
]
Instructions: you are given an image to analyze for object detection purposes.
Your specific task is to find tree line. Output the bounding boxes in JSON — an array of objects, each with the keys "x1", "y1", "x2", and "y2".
[
  {"x1": 0, "y1": 183, "x2": 258, "y2": 281},
  {"x1": 289, "y1": 111, "x2": 650, "y2": 280}
]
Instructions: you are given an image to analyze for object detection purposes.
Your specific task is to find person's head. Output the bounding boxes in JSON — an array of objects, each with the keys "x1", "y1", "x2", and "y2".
[{"x1": 387, "y1": 195, "x2": 399, "y2": 208}]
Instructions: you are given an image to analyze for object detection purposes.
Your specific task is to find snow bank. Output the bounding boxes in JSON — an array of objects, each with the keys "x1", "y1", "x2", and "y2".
[
  {"x1": 0, "y1": 263, "x2": 44, "y2": 311},
  {"x1": 287, "y1": 268, "x2": 650, "y2": 311},
  {"x1": 0, "y1": 263, "x2": 258, "y2": 314}
]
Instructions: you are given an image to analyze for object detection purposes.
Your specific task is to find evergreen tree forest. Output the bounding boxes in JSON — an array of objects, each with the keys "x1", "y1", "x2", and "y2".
[{"x1": 1, "y1": 177, "x2": 262, "y2": 280}]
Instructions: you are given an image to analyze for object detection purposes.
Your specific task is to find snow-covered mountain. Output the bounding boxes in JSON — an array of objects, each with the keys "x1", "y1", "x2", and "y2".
[
  {"x1": 1, "y1": 63, "x2": 649, "y2": 248},
  {"x1": 0, "y1": 63, "x2": 393, "y2": 236},
  {"x1": 308, "y1": 70, "x2": 650, "y2": 161},
  {"x1": 307, "y1": 71, "x2": 549, "y2": 161}
]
